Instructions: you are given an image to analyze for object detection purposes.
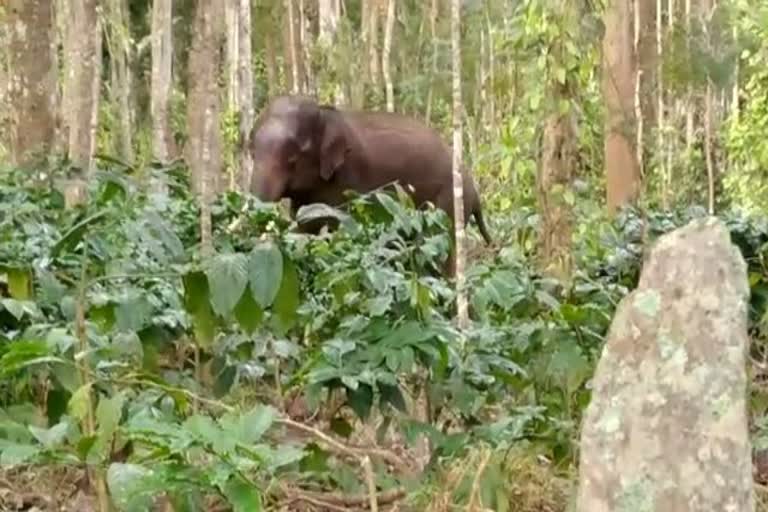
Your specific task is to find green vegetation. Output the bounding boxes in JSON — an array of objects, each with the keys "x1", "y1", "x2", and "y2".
[{"x1": 0, "y1": 161, "x2": 766, "y2": 509}]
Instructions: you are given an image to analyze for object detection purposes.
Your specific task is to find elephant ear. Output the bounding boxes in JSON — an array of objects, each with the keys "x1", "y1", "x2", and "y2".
[{"x1": 319, "y1": 110, "x2": 349, "y2": 181}]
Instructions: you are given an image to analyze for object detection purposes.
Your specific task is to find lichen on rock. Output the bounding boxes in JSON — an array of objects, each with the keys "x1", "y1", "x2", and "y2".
[{"x1": 576, "y1": 217, "x2": 754, "y2": 512}]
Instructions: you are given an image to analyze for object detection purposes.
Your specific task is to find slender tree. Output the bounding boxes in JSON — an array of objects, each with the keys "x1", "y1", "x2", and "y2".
[
  {"x1": 537, "y1": 3, "x2": 578, "y2": 280},
  {"x1": 7, "y1": 0, "x2": 56, "y2": 166},
  {"x1": 186, "y1": 0, "x2": 223, "y2": 198},
  {"x1": 63, "y1": 0, "x2": 101, "y2": 172},
  {"x1": 603, "y1": 0, "x2": 641, "y2": 213},
  {"x1": 238, "y1": 0, "x2": 254, "y2": 191},
  {"x1": 383, "y1": 0, "x2": 396, "y2": 112},
  {"x1": 151, "y1": 0, "x2": 175, "y2": 163},
  {"x1": 284, "y1": 0, "x2": 300, "y2": 94},
  {"x1": 451, "y1": 0, "x2": 469, "y2": 328},
  {"x1": 105, "y1": 0, "x2": 133, "y2": 161}
]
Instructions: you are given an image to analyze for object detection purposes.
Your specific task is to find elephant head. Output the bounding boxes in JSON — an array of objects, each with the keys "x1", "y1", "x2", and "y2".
[{"x1": 248, "y1": 95, "x2": 351, "y2": 202}]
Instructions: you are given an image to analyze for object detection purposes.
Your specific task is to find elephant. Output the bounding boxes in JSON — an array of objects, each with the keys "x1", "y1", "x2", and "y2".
[{"x1": 248, "y1": 95, "x2": 492, "y2": 272}]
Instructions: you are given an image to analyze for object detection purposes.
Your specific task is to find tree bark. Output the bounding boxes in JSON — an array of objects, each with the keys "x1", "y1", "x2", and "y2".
[
  {"x1": 151, "y1": 0, "x2": 175, "y2": 163},
  {"x1": 538, "y1": 103, "x2": 576, "y2": 280},
  {"x1": 284, "y1": 0, "x2": 301, "y2": 94},
  {"x1": 7, "y1": 0, "x2": 57, "y2": 166},
  {"x1": 238, "y1": 0, "x2": 254, "y2": 192},
  {"x1": 63, "y1": 0, "x2": 101, "y2": 172},
  {"x1": 450, "y1": 0, "x2": 468, "y2": 328},
  {"x1": 368, "y1": 0, "x2": 381, "y2": 90},
  {"x1": 106, "y1": 0, "x2": 133, "y2": 161},
  {"x1": 602, "y1": 0, "x2": 641, "y2": 213},
  {"x1": 382, "y1": 0, "x2": 396, "y2": 112},
  {"x1": 186, "y1": 0, "x2": 223, "y2": 196},
  {"x1": 425, "y1": 0, "x2": 438, "y2": 123}
]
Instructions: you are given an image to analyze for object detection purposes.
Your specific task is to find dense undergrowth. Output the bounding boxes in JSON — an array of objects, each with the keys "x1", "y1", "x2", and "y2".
[{"x1": 0, "y1": 161, "x2": 767, "y2": 510}]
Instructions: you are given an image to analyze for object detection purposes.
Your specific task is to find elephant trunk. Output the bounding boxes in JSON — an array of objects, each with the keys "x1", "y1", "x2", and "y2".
[{"x1": 252, "y1": 163, "x2": 286, "y2": 203}]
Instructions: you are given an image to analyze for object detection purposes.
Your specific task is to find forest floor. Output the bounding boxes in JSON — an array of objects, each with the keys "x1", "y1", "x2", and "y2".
[{"x1": 2, "y1": 451, "x2": 768, "y2": 510}]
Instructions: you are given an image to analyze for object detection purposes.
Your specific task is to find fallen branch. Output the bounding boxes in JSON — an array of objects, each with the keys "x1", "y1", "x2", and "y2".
[
  {"x1": 276, "y1": 417, "x2": 413, "y2": 473},
  {"x1": 280, "y1": 483, "x2": 406, "y2": 510}
]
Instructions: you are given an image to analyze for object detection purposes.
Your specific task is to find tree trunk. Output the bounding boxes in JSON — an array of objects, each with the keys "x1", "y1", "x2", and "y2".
[
  {"x1": 186, "y1": 0, "x2": 223, "y2": 196},
  {"x1": 538, "y1": 105, "x2": 576, "y2": 280},
  {"x1": 382, "y1": 0, "x2": 396, "y2": 112},
  {"x1": 7, "y1": 0, "x2": 57, "y2": 166},
  {"x1": 106, "y1": 0, "x2": 133, "y2": 161},
  {"x1": 238, "y1": 0, "x2": 254, "y2": 192},
  {"x1": 63, "y1": 0, "x2": 101, "y2": 172},
  {"x1": 368, "y1": 0, "x2": 381, "y2": 90},
  {"x1": 265, "y1": 32, "x2": 278, "y2": 95},
  {"x1": 602, "y1": 0, "x2": 641, "y2": 213},
  {"x1": 284, "y1": 0, "x2": 300, "y2": 94},
  {"x1": 151, "y1": 0, "x2": 175, "y2": 163},
  {"x1": 318, "y1": 0, "x2": 345, "y2": 105},
  {"x1": 299, "y1": 0, "x2": 313, "y2": 95},
  {"x1": 425, "y1": 0, "x2": 438, "y2": 123},
  {"x1": 450, "y1": 0, "x2": 468, "y2": 328},
  {"x1": 685, "y1": 0, "x2": 694, "y2": 151},
  {"x1": 656, "y1": 0, "x2": 668, "y2": 207}
]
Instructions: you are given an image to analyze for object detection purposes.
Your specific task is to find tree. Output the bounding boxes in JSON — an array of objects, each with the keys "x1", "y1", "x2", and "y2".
[
  {"x1": 237, "y1": 0, "x2": 254, "y2": 191},
  {"x1": 151, "y1": 0, "x2": 175, "y2": 163},
  {"x1": 63, "y1": 0, "x2": 101, "y2": 172},
  {"x1": 7, "y1": 0, "x2": 56, "y2": 166},
  {"x1": 602, "y1": 0, "x2": 641, "y2": 213},
  {"x1": 383, "y1": 0, "x2": 396, "y2": 112},
  {"x1": 105, "y1": 0, "x2": 133, "y2": 161},
  {"x1": 451, "y1": 0, "x2": 468, "y2": 328},
  {"x1": 186, "y1": 0, "x2": 223, "y2": 202}
]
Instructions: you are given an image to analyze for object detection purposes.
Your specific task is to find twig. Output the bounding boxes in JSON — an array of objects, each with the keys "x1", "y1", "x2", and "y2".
[
  {"x1": 362, "y1": 455, "x2": 378, "y2": 512},
  {"x1": 280, "y1": 483, "x2": 406, "y2": 509},
  {"x1": 466, "y1": 449, "x2": 492, "y2": 512}
]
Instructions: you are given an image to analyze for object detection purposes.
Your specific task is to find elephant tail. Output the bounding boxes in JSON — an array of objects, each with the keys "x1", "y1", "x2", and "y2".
[{"x1": 472, "y1": 206, "x2": 492, "y2": 245}]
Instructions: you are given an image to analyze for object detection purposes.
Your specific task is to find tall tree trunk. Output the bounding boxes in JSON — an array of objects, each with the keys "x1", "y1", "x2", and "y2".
[
  {"x1": 538, "y1": 98, "x2": 576, "y2": 280},
  {"x1": 685, "y1": 0, "x2": 694, "y2": 150},
  {"x1": 151, "y1": 0, "x2": 175, "y2": 163},
  {"x1": 382, "y1": 0, "x2": 396, "y2": 112},
  {"x1": 602, "y1": 0, "x2": 641, "y2": 213},
  {"x1": 318, "y1": 0, "x2": 345, "y2": 104},
  {"x1": 264, "y1": 32, "x2": 278, "y2": 95},
  {"x1": 656, "y1": 0, "x2": 668, "y2": 208},
  {"x1": 299, "y1": 0, "x2": 313, "y2": 95},
  {"x1": 425, "y1": 0, "x2": 438, "y2": 123},
  {"x1": 64, "y1": 0, "x2": 101, "y2": 172},
  {"x1": 284, "y1": 0, "x2": 300, "y2": 94},
  {"x1": 450, "y1": 0, "x2": 468, "y2": 328},
  {"x1": 186, "y1": 0, "x2": 223, "y2": 196},
  {"x1": 238, "y1": 0, "x2": 254, "y2": 192},
  {"x1": 225, "y1": 0, "x2": 240, "y2": 190},
  {"x1": 7, "y1": 0, "x2": 56, "y2": 166},
  {"x1": 368, "y1": 0, "x2": 381, "y2": 92},
  {"x1": 703, "y1": 0, "x2": 715, "y2": 213},
  {"x1": 106, "y1": 0, "x2": 133, "y2": 161}
]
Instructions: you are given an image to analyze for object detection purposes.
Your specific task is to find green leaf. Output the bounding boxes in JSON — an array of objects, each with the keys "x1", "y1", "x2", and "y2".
[
  {"x1": 0, "y1": 443, "x2": 40, "y2": 465},
  {"x1": 107, "y1": 463, "x2": 161, "y2": 511},
  {"x1": 6, "y1": 267, "x2": 32, "y2": 300},
  {"x1": 1, "y1": 298, "x2": 26, "y2": 320},
  {"x1": 347, "y1": 383, "x2": 373, "y2": 420},
  {"x1": 97, "y1": 393, "x2": 125, "y2": 441},
  {"x1": 379, "y1": 383, "x2": 407, "y2": 413},
  {"x1": 115, "y1": 294, "x2": 151, "y2": 332},
  {"x1": 234, "y1": 284, "x2": 263, "y2": 334},
  {"x1": 28, "y1": 421, "x2": 69, "y2": 449},
  {"x1": 238, "y1": 405, "x2": 276, "y2": 444},
  {"x1": 206, "y1": 253, "x2": 249, "y2": 316},
  {"x1": 68, "y1": 384, "x2": 93, "y2": 422},
  {"x1": 51, "y1": 210, "x2": 109, "y2": 257},
  {"x1": 248, "y1": 242, "x2": 283, "y2": 307},
  {"x1": 272, "y1": 258, "x2": 300, "y2": 334},
  {"x1": 224, "y1": 476, "x2": 262, "y2": 512},
  {"x1": 183, "y1": 271, "x2": 216, "y2": 348}
]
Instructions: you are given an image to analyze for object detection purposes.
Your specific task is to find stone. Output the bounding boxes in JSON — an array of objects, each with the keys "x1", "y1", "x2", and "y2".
[{"x1": 576, "y1": 217, "x2": 754, "y2": 512}]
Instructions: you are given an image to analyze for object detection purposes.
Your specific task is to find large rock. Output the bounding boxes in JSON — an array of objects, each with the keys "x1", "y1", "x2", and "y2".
[{"x1": 576, "y1": 217, "x2": 754, "y2": 512}]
